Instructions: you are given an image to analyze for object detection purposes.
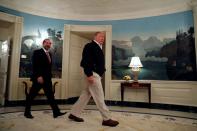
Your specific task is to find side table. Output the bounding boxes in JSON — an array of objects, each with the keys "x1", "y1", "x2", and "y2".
[{"x1": 121, "y1": 82, "x2": 151, "y2": 103}]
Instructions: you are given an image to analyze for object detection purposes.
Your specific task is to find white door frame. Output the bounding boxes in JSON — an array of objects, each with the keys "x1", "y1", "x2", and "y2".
[
  {"x1": 0, "y1": 39, "x2": 11, "y2": 105},
  {"x1": 62, "y1": 24, "x2": 112, "y2": 100},
  {"x1": 0, "y1": 12, "x2": 23, "y2": 102}
]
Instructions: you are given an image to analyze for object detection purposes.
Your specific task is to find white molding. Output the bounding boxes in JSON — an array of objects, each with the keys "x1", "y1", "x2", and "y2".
[
  {"x1": 104, "y1": 25, "x2": 112, "y2": 100},
  {"x1": 110, "y1": 80, "x2": 197, "y2": 106},
  {"x1": 0, "y1": 12, "x2": 18, "y2": 22},
  {"x1": 0, "y1": 12, "x2": 23, "y2": 100},
  {"x1": 9, "y1": 17, "x2": 23, "y2": 100},
  {"x1": 61, "y1": 25, "x2": 71, "y2": 99}
]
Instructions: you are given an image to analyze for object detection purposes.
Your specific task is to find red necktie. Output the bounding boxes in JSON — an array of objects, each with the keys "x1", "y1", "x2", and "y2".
[{"x1": 46, "y1": 52, "x2": 51, "y2": 63}]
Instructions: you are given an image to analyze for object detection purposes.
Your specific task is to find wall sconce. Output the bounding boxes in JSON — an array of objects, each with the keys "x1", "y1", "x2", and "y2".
[{"x1": 128, "y1": 56, "x2": 143, "y2": 82}]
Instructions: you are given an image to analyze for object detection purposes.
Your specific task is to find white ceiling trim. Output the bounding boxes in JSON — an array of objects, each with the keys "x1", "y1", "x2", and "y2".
[{"x1": 0, "y1": 1, "x2": 192, "y2": 21}]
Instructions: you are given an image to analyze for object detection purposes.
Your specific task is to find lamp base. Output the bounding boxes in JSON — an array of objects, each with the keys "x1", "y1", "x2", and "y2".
[{"x1": 132, "y1": 70, "x2": 139, "y2": 82}]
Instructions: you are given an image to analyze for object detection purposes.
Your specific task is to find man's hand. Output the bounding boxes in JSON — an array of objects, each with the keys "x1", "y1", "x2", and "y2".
[
  {"x1": 87, "y1": 76, "x2": 94, "y2": 84},
  {"x1": 37, "y1": 76, "x2": 44, "y2": 84}
]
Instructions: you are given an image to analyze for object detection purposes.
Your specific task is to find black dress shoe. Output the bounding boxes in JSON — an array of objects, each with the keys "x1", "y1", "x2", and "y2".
[
  {"x1": 102, "y1": 119, "x2": 119, "y2": 127},
  {"x1": 53, "y1": 112, "x2": 66, "y2": 118},
  {"x1": 24, "y1": 113, "x2": 34, "y2": 119},
  {"x1": 68, "y1": 114, "x2": 84, "y2": 122}
]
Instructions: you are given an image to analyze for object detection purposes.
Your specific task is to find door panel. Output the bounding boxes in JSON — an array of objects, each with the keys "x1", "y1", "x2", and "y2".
[{"x1": 68, "y1": 33, "x2": 89, "y2": 97}]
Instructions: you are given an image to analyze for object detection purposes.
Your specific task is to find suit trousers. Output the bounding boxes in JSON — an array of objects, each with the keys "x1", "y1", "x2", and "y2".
[
  {"x1": 70, "y1": 72, "x2": 111, "y2": 120},
  {"x1": 25, "y1": 80, "x2": 60, "y2": 115}
]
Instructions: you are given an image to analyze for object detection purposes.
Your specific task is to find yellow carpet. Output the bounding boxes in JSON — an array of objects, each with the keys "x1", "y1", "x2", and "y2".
[{"x1": 0, "y1": 110, "x2": 197, "y2": 131}]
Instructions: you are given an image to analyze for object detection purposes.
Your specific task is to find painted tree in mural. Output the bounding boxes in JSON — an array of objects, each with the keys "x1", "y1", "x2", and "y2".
[
  {"x1": 160, "y1": 26, "x2": 196, "y2": 80},
  {"x1": 19, "y1": 30, "x2": 41, "y2": 77},
  {"x1": 47, "y1": 28, "x2": 63, "y2": 78}
]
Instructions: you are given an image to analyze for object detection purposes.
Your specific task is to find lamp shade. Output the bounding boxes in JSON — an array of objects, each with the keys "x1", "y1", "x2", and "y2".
[{"x1": 128, "y1": 56, "x2": 143, "y2": 68}]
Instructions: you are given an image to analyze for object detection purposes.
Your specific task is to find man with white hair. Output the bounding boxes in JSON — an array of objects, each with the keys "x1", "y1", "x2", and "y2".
[{"x1": 68, "y1": 32, "x2": 119, "y2": 127}]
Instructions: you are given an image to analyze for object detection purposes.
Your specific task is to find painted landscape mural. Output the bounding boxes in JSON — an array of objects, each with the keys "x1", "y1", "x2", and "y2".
[
  {"x1": 112, "y1": 27, "x2": 196, "y2": 80},
  {"x1": 2, "y1": 5, "x2": 195, "y2": 81},
  {"x1": 111, "y1": 11, "x2": 196, "y2": 80}
]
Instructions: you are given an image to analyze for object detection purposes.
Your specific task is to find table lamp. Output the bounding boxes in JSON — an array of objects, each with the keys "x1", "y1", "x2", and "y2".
[{"x1": 128, "y1": 56, "x2": 143, "y2": 82}]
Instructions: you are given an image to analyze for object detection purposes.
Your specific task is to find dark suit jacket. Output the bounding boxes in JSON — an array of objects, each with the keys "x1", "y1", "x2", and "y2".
[
  {"x1": 80, "y1": 41, "x2": 106, "y2": 77},
  {"x1": 31, "y1": 48, "x2": 52, "y2": 82}
]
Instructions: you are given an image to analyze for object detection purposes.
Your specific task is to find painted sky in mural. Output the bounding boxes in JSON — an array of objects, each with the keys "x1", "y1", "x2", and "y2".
[{"x1": 112, "y1": 12, "x2": 193, "y2": 40}]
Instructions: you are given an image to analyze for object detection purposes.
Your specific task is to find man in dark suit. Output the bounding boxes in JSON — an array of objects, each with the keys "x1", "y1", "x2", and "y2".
[
  {"x1": 68, "y1": 32, "x2": 119, "y2": 127},
  {"x1": 24, "y1": 38, "x2": 65, "y2": 119}
]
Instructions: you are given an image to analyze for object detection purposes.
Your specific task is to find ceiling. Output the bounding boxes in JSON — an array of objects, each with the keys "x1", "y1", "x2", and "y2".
[{"x1": 0, "y1": 0, "x2": 195, "y2": 21}]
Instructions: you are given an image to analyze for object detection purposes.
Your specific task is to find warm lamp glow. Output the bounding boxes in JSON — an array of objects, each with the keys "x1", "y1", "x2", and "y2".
[
  {"x1": 128, "y1": 57, "x2": 143, "y2": 81},
  {"x1": 129, "y1": 57, "x2": 143, "y2": 71}
]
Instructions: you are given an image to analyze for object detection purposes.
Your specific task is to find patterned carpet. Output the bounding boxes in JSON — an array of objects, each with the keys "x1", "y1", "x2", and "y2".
[{"x1": 0, "y1": 110, "x2": 197, "y2": 131}]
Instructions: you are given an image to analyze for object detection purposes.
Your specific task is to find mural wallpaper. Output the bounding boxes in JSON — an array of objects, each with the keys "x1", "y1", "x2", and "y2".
[
  {"x1": 0, "y1": 6, "x2": 195, "y2": 81},
  {"x1": 111, "y1": 11, "x2": 196, "y2": 81}
]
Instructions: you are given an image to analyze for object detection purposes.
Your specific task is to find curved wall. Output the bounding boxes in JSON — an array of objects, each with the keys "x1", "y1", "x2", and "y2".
[
  {"x1": 0, "y1": 6, "x2": 195, "y2": 81},
  {"x1": 0, "y1": 5, "x2": 197, "y2": 108}
]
